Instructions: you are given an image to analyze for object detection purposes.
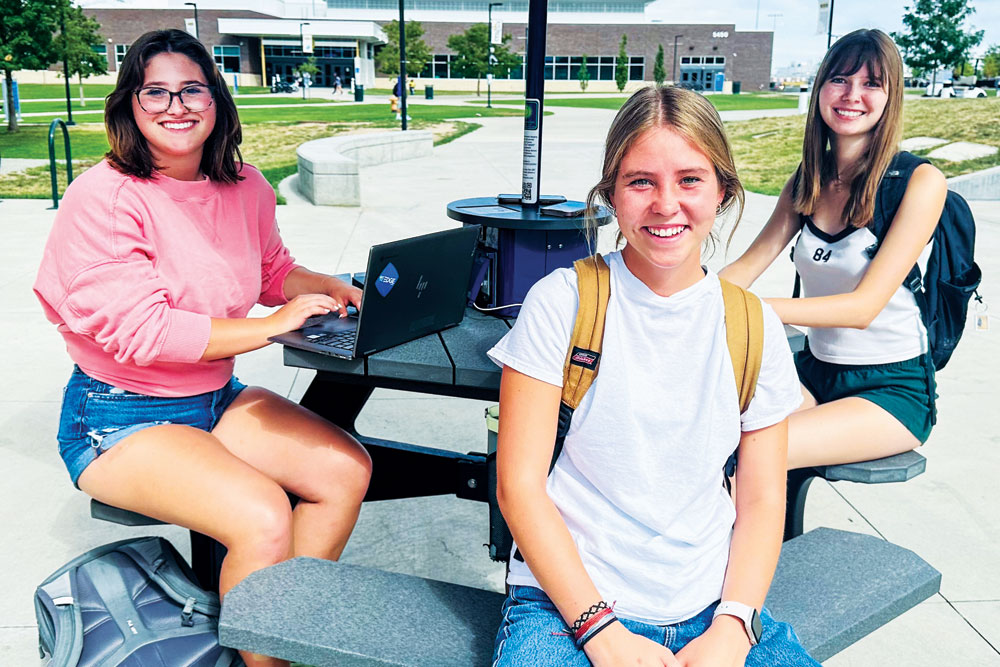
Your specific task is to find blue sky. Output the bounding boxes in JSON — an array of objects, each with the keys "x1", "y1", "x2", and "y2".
[{"x1": 645, "y1": 0, "x2": 1000, "y2": 72}]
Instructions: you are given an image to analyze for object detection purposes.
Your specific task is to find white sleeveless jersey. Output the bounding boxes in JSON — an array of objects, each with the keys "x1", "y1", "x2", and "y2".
[{"x1": 793, "y1": 216, "x2": 931, "y2": 365}]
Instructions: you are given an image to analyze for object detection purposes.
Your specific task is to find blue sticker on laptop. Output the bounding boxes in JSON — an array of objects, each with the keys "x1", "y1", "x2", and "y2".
[{"x1": 375, "y1": 262, "x2": 399, "y2": 297}]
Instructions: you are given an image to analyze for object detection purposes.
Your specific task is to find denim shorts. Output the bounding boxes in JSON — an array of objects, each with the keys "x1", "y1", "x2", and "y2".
[
  {"x1": 795, "y1": 346, "x2": 937, "y2": 443},
  {"x1": 57, "y1": 366, "x2": 247, "y2": 487},
  {"x1": 492, "y1": 585, "x2": 819, "y2": 666}
]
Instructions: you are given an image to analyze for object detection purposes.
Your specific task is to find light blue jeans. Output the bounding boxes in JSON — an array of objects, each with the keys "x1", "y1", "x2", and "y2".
[{"x1": 492, "y1": 585, "x2": 820, "y2": 666}]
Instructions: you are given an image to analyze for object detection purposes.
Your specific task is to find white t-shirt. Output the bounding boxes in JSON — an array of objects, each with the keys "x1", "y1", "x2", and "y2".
[
  {"x1": 793, "y1": 216, "x2": 931, "y2": 364},
  {"x1": 487, "y1": 252, "x2": 802, "y2": 625}
]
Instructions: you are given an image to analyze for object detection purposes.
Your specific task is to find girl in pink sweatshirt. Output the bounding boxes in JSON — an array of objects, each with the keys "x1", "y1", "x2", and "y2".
[{"x1": 34, "y1": 30, "x2": 370, "y2": 667}]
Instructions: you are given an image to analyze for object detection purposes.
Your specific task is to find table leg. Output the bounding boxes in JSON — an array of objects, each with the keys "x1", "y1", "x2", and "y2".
[
  {"x1": 785, "y1": 468, "x2": 819, "y2": 541},
  {"x1": 300, "y1": 375, "x2": 374, "y2": 432}
]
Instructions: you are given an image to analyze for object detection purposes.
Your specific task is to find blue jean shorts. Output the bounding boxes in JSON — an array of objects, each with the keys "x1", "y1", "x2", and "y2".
[
  {"x1": 492, "y1": 585, "x2": 819, "y2": 666},
  {"x1": 57, "y1": 366, "x2": 247, "y2": 487}
]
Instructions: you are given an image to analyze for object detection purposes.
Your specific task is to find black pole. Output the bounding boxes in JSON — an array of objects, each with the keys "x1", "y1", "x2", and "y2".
[
  {"x1": 826, "y1": 0, "x2": 834, "y2": 50},
  {"x1": 672, "y1": 35, "x2": 682, "y2": 84},
  {"x1": 184, "y1": 2, "x2": 199, "y2": 40},
  {"x1": 60, "y1": 4, "x2": 74, "y2": 125},
  {"x1": 520, "y1": 0, "x2": 547, "y2": 204},
  {"x1": 398, "y1": 1, "x2": 407, "y2": 131},
  {"x1": 487, "y1": 4, "x2": 493, "y2": 109}
]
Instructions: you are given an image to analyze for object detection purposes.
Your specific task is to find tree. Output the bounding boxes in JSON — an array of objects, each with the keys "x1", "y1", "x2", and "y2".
[
  {"x1": 375, "y1": 20, "x2": 431, "y2": 78},
  {"x1": 0, "y1": 0, "x2": 65, "y2": 132},
  {"x1": 615, "y1": 34, "x2": 628, "y2": 93},
  {"x1": 892, "y1": 0, "x2": 984, "y2": 93},
  {"x1": 982, "y1": 44, "x2": 1000, "y2": 79},
  {"x1": 653, "y1": 44, "x2": 666, "y2": 87},
  {"x1": 578, "y1": 54, "x2": 590, "y2": 91},
  {"x1": 447, "y1": 24, "x2": 520, "y2": 96},
  {"x1": 59, "y1": 5, "x2": 106, "y2": 107}
]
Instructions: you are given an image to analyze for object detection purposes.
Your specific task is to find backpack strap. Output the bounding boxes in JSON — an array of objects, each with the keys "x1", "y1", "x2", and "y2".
[
  {"x1": 719, "y1": 279, "x2": 764, "y2": 414},
  {"x1": 37, "y1": 572, "x2": 83, "y2": 666}
]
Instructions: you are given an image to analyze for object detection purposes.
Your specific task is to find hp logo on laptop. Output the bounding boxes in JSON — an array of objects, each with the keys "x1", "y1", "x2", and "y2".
[{"x1": 376, "y1": 263, "x2": 399, "y2": 297}]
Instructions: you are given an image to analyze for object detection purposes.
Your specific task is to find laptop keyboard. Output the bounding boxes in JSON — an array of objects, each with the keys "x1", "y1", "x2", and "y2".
[{"x1": 305, "y1": 330, "x2": 357, "y2": 350}]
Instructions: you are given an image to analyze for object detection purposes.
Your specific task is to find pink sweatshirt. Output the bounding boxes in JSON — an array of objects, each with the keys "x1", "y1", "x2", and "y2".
[{"x1": 34, "y1": 160, "x2": 299, "y2": 397}]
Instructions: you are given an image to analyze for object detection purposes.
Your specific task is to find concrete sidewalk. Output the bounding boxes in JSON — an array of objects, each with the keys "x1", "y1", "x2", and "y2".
[{"x1": 1, "y1": 105, "x2": 998, "y2": 666}]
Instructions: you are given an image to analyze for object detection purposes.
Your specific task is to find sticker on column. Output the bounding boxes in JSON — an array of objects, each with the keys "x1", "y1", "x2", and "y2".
[
  {"x1": 521, "y1": 99, "x2": 540, "y2": 203},
  {"x1": 375, "y1": 263, "x2": 399, "y2": 297}
]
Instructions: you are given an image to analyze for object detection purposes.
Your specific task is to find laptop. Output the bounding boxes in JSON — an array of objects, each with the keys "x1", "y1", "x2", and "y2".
[{"x1": 270, "y1": 226, "x2": 480, "y2": 359}]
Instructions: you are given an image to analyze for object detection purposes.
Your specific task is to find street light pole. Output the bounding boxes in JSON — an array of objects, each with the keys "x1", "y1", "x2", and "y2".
[
  {"x1": 826, "y1": 0, "x2": 835, "y2": 50},
  {"x1": 184, "y1": 2, "x2": 199, "y2": 40},
  {"x1": 487, "y1": 2, "x2": 503, "y2": 109},
  {"x1": 299, "y1": 22, "x2": 310, "y2": 100},
  {"x1": 755, "y1": 0, "x2": 761, "y2": 29},
  {"x1": 398, "y1": 1, "x2": 407, "y2": 131},
  {"x1": 672, "y1": 34, "x2": 682, "y2": 84},
  {"x1": 60, "y1": 2, "x2": 74, "y2": 126}
]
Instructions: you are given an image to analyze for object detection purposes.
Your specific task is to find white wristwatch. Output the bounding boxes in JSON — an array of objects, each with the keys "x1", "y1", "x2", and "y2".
[{"x1": 713, "y1": 600, "x2": 762, "y2": 646}]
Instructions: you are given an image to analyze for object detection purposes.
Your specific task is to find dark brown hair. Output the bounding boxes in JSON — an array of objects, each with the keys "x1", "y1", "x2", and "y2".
[
  {"x1": 105, "y1": 29, "x2": 244, "y2": 183},
  {"x1": 587, "y1": 86, "x2": 745, "y2": 252},
  {"x1": 795, "y1": 29, "x2": 903, "y2": 227}
]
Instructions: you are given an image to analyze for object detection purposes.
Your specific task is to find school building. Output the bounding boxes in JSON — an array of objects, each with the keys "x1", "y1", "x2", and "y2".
[{"x1": 27, "y1": 0, "x2": 772, "y2": 92}]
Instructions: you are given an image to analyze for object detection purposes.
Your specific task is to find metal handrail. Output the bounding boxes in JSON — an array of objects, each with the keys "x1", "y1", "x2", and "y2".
[{"x1": 48, "y1": 119, "x2": 74, "y2": 209}]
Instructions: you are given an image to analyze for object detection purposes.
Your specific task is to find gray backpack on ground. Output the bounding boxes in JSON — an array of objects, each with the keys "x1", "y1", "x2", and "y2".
[{"x1": 35, "y1": 536, "x2": 242, "y2": 666}]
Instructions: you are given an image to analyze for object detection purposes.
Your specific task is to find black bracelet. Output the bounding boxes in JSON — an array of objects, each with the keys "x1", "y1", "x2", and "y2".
[
  {"x1": 571, "y1": 600, "x2": 609, "y2": 633},
  {"x1": 577, "y1": 616, "x2": 618, "y2": 649}
]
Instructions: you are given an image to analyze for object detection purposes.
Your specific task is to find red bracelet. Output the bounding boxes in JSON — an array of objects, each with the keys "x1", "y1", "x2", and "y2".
[{"x1": 573, "y1": 606, "x2": 613, "y2": 642}]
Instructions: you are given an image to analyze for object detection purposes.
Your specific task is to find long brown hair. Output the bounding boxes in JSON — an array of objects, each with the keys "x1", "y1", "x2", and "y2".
[
  {"x1": 586, "y1": 86, "x2": 744, "y2": 253},
  {"x1": 794, "y1": 29, "x2": 903, "y2": 227},
  {"x1": 105, "y1": 29, "x2": 244, "y2": 183}
]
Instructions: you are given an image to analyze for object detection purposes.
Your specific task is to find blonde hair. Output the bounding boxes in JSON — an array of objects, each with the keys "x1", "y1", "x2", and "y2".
[
  {"x1": 794, "y1": 29, "x2": 904, "y2": 227},
  {"x1": 586, "y1": 86, "x2": 744, "y2": 252}
]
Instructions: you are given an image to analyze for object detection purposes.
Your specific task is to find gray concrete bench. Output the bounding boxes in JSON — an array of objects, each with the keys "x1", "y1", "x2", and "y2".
[
  {"x1": 296, "y1": 131, "x2": 434, "y2": 206},
  {"x1": 218, "y1": 527, "x2": 940, "y2": 665}
]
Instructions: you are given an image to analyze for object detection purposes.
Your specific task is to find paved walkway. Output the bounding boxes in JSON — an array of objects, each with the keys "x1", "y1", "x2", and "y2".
[{"x1": 1, "y1": 105, "x2": 998, "y2": 666}]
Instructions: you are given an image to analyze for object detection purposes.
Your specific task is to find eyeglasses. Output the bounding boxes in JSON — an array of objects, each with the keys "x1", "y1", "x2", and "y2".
[{"x1": 135, "y1": 85, "x2": 216, "y2": 113}]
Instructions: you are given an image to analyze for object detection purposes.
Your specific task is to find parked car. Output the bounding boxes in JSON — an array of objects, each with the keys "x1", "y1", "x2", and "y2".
[{"x1": 925, "y1": 81, "x2": 988, "y2": 98}]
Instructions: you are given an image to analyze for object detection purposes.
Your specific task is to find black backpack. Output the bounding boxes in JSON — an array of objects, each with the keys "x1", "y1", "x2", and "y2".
[
  {"x1": 793, "y1": 152, "x2": 982, "y2": 371},
  {"x1": 870, "y1": 151, "x2": 982, "y2": 371},
  {"x1": 35, "y1": 536, "x2": 242, "y2": 667}
]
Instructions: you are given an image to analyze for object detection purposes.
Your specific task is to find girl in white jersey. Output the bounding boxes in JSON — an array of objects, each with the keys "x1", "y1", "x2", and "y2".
[
  {"x1": 488, "y1": 87, "x2": 815, "y2": 666},
  {"x1": 721, "y1": 30, "x2": 946, "y2": 469}
]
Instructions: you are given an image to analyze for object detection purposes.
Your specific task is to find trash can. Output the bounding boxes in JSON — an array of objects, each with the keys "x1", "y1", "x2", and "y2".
[
  {"x1": 354, "y1": 85, "x2": 364, "y2": 102},
  {"x1": 798, "y1": 85, "x2": 809, "y2": 113},
  {"x1": 485, "y1": 405, "x2": 512, "y2": 562},
  {"x1": 732, "y1": 81, "x2": 742, "y2": 95},
  {"x1": 425, "y1": 85, "x2": 434, "y2": 100}
]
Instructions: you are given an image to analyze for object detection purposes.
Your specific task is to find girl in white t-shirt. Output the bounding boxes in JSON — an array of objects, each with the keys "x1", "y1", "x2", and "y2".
[
  {"x1": 488, "y1": 86, "x2": 816, "y2": 667},
  {"x1": 721, "y1": 30, "x2": 946, "y2": 469}
]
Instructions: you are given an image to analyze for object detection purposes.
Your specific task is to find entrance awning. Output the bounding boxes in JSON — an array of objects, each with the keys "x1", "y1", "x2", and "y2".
[{"x1": 217, "y1": 18, "x2": 386, "y2": 44}]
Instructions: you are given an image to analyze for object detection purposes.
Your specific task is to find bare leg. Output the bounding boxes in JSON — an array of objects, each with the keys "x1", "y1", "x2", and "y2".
[
  {"x1": 210, "y1": 387, "x2": 372, "y2": 560},
  {"x1": 787, "y1": 393, "x2": 920, "y2": 470},
  {"x1": 77, "y1": 424, "x2": 296, "y2": 666}
]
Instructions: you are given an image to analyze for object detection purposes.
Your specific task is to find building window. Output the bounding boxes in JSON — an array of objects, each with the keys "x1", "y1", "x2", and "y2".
[
  {"x1": 213, "y1": 45, "x2": 241, "y2": 73},
  {"x1": 367, "y1": 43, "x2": 374, "y2": 59},
  {"x1": 115, "y1": 44, "x2": 128, "y2": 68},
  {"x1": 628, "y1": 56, "x2": 644, "y2": 80}
]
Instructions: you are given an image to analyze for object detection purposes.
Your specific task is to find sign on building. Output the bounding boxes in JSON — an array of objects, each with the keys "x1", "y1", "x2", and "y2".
[{"x1": 184, "y1": 18, "x2": 197, "y2": 38}]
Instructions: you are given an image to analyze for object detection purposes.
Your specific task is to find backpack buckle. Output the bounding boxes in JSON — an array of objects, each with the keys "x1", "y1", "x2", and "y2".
[
  {"x1": 905, "y1": 274, "x2": 922, "y2": 293},
  {"x1": 181, "y1": 597, "x2": 196, "y2": 627}
]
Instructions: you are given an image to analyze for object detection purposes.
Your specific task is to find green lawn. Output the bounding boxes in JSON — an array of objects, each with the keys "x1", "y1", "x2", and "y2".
[
  {"x1": 725, "y1": 96, "x2": 1000, "y2": 195},
  {"x1": 468, "y1": 93, "x2": 797, "y2": 112}
]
